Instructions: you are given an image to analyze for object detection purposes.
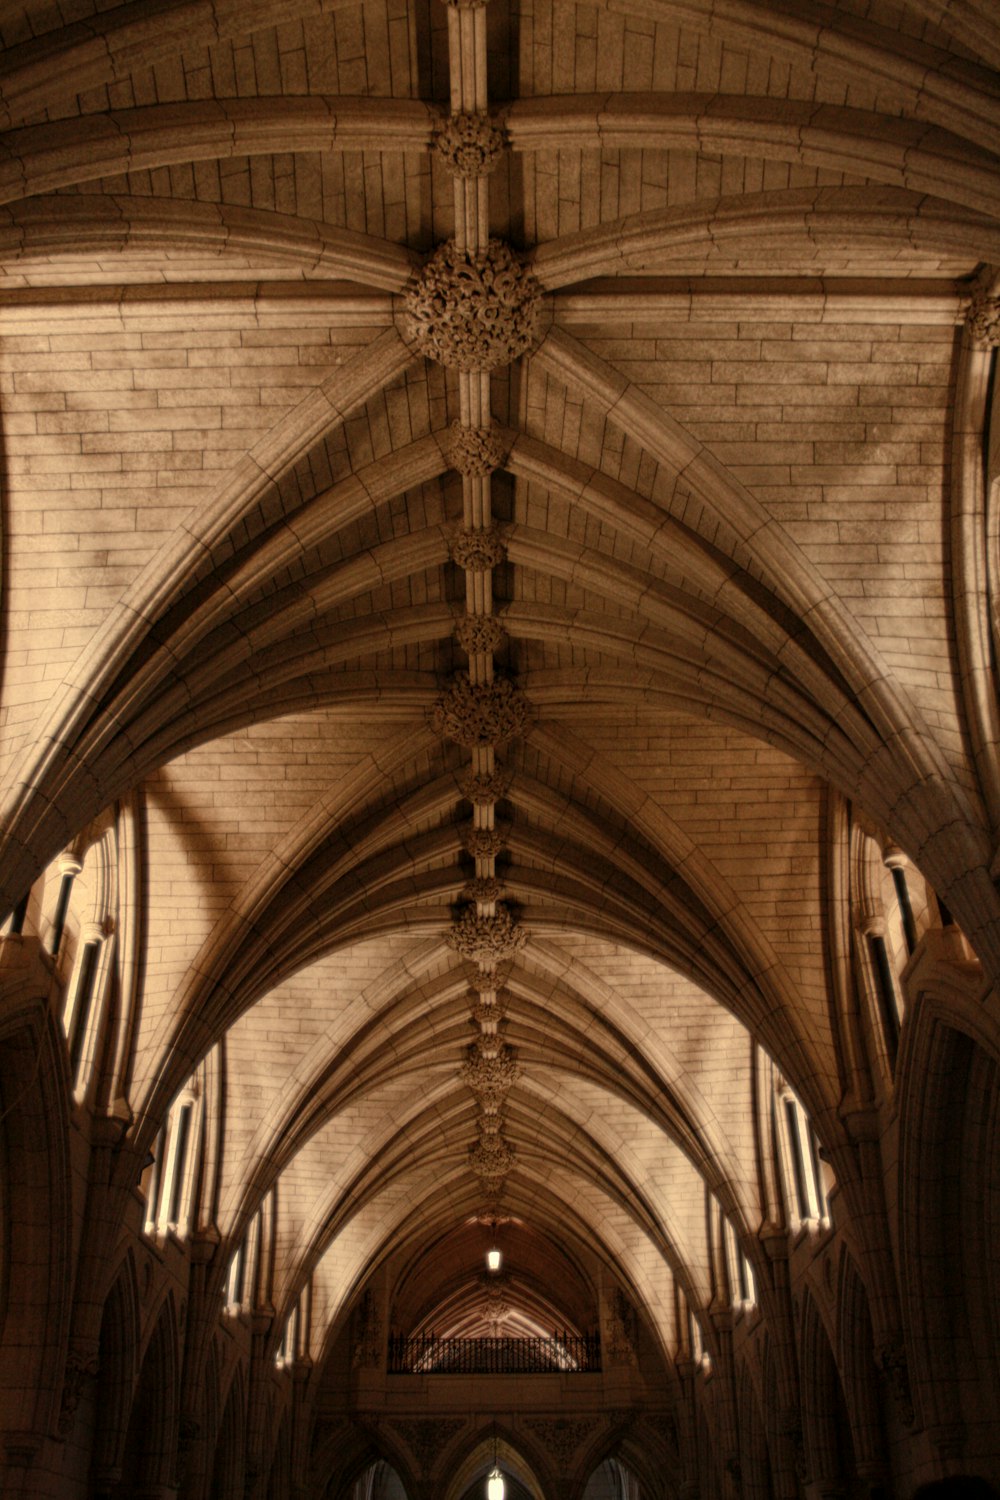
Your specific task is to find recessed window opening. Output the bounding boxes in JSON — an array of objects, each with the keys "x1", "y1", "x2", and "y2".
[
  {"x1": 167, "y1": 1103, "x2": 193, "y2": 1227},
  {"x1": 65, "y1": 939, "x2": 100, "y2": 1088},
  {"x1": 276, "y1": 1303, "x2": 299, "y2": 1366},
  {"x1": 49, "y1": 870, "x2": 76, "y2": 957},
  {"x1": 868, "y1": 932, "x2": 900, "y2": 1069},
  {"x1": 784, "y1": 1098, "x2": 814, "y2": 1219},
  {"x1": 224, "y1": 1242, "x2": 246, "y2": 1311},
  {"x1": 889, "y1": 865, "x2": 918, "y2": 955},
  {"x1": 6, "y1": 890, "x2": 29, "y2": 936}
]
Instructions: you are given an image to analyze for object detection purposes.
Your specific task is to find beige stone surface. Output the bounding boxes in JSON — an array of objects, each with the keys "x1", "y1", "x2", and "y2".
[{"x1": 3, "y1": 0, "x2": 1000, "y2": 1494}]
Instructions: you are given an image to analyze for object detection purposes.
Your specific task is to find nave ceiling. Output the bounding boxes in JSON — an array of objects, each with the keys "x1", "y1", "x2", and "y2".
[{"x1": 2, "y1": 0, "x2": 1000, "y2": 1490}]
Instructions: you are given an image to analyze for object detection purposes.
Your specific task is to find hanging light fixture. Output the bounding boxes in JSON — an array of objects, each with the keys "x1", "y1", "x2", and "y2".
[
  {"x1": 487, "y1": 1467, "x2": 505, "y2": 1500},
  {"x1": 487, "y1": 1426, "x2": 505, "y2": 1500},
  {"x1": 486, "y1": 1219, "x2": 501, "y2": 1273}
]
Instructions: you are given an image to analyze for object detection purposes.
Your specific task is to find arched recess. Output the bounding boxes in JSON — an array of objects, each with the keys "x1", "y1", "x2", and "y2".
[
  {"x1": 835, "y1": 1249, "x2": 891, "y2": 1486},
  {"x1": 210, "y1": 1366, "x2": 247, "y2": 1500},
  {"x1": 444, "y1": 1430, "x2": 551, "y2": 1500},
  {"x1": 265, "y1": 1409, "x2": 292, "y2": 1500},
  {"x1": 0, "y1": 979, "x2": 72, "y2": 1442},
  {"x1": 896, "y1": 982, "x2": 1000, "y2": 1460},
  {"x1": 110, "y1": 1296, "x2": 181, "y2": 1499},
  {"x1": 88, "y1": 1254, "x2": 141, "y2": 1493},
  {"x1": 581, "y1": 1456, "x2": 642, "y2": 1500},
  {"x1": 735, "y1": 1361, "x2": 773, "y2": 1500},
  {"x1": 798, "y1": 1289, "x2": 860, "y2": 1496}
]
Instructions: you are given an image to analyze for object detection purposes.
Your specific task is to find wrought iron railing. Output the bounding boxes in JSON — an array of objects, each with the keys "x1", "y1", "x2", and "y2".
[{"x1": 387, "y1": 1332, "x2": 601, "y2": 1374}]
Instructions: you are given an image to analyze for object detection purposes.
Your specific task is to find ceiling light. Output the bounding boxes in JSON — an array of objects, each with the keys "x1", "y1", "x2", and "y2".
[
  {"x1": 487, "y1": 1247, "x2": 501, "y2": 1272},
  {"x1": 488, "y1": 1467, "x2": 505, "y2": 1500}
]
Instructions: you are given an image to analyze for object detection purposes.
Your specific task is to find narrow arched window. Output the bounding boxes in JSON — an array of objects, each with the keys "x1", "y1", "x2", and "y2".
[{"x1": 143, "y1": 1080, "x2": 202, "y2": 1239}]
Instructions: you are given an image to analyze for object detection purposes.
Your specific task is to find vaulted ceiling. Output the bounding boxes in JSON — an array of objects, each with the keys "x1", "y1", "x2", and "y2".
[{"x1": 2, "y1": 0, "x2": 999, "y2": 1372}]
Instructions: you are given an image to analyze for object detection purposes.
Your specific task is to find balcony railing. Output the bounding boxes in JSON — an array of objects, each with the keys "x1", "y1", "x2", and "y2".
[{"x1": 387, "y1": 1332, "x2": 601, "y2": 1374}]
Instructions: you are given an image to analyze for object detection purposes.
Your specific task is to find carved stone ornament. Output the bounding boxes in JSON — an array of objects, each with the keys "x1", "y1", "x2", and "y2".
[
  {"x1": 352, "y1": 1287, "x2": 382, "y2": 1371},
  {"x1": 431, "y1": 673, "x2": 529, "y2": 748},
  {"x1": 455, "y1": 613, "x2": 507, "y2": 656},
  {"x1": 606, "y1": 1287, "x2": 639, "y2": 1367},
  {"x1": 445, "y1": 422, "x2": 509, "y2": 477},
  {"x1": 58, "y1": 1350, "x2": 100, "y2": 1435},
  {"x1": 470, "y1": 1134, "x2": 515, "y2": 1176},
  {"x1": 463, "y1": 875, "x2": 506, "y2": 903},
  {"x1": 449, "y1": 524, "x2": 507, "y2": 571},
  {"x1": 449, "y1": 903, "x2": 527, "y2": 962},
  {"x1": 460, "y1": 766, "x2": 512, "y2": 805},
  {"x1": 466, "y1": 960, "x2": 513, "y2": 991},
  {"x1": 392, "y1": 1417, "x2": 467, "y2": 1472},
  {"x1": 462, "y1": 825, "x2": 508, "y2": 859},
  {"x1": 460, "y1": 1040, "x2": 520, "y2": 1104},
  {"x1": 523, "y1": 1418, "x2": 593, "y2": 1467},
  {"x1": 403, "y1": 238, "x2": 540, "y2": 371},
  {"x1": 875, "y1": 1336, "x2": 915, "y2": 1428},
  {"x1": 967, "y1": 289, "x2": 1000, "y2": 347},
  {"x1": 434, "y1": 113, "x2": 507, "y2": 178},
  {"x1": 472, "y1": 996, "x2": 506, "y2": 1025}
]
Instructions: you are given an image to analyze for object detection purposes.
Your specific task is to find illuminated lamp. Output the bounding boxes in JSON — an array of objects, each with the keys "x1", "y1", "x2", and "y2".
[{"x1": 487, "y1": 1467, "x2": 505, "y2": 1500}]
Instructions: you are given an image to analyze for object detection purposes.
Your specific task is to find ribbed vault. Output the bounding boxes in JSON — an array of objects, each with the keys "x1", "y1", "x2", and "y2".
[{"x1": 3, "y1": 0, "x2": 1000, "y2": 1493}]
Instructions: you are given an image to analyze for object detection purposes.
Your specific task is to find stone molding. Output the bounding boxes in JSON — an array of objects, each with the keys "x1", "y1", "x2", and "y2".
[
  {"x1": 403, "y1": 239, "x2": 540, "y2": 370},
  {"x1": 434, "y1": 113, "x2": 506, "y2": 178}
]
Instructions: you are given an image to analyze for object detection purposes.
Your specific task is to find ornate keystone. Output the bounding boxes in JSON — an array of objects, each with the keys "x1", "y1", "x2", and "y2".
[
  {"x1": 471, "y1": 995, "x2": 507, "y2": 1025},
  {"x1": 403, "y1": 239, "x2": 540, "y2": 371},
  {"x1": 431, "y1": 673, "x2": 529, "y2": 747},
  {"x1": 455, "y1": 613, "x2": 507, "y2": 655},
  {"x1": 466, "y1": 960, "x2": 513, "y2": 991},
  {"x1": 434, "y1": 113, "x2": 506, "y2": 178},
  {"x1": 462, "y1": 826, "x2": 507, "y2": 858},
  {"x1": 445, "y1": 422, "x2": 509, "y2": 476},
  {"x1": 470, "y1": 1134, "x2": 515, "y2": 1175},
  {"x1": 449, "y1": 903, "x2": 526, "y2": 961},
  {"x1": 460, "y1": 766, "x2": 512, "y2": 804},
  {"x1": 460, "y1": 1039, "x2": 520, "y2": 1104},
  {"x1": 463, "y1": 875, "x2": 506, "y2": 902},
  {"x1": 449, "y1": 525, "x2": 507, "y2": 571}
]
